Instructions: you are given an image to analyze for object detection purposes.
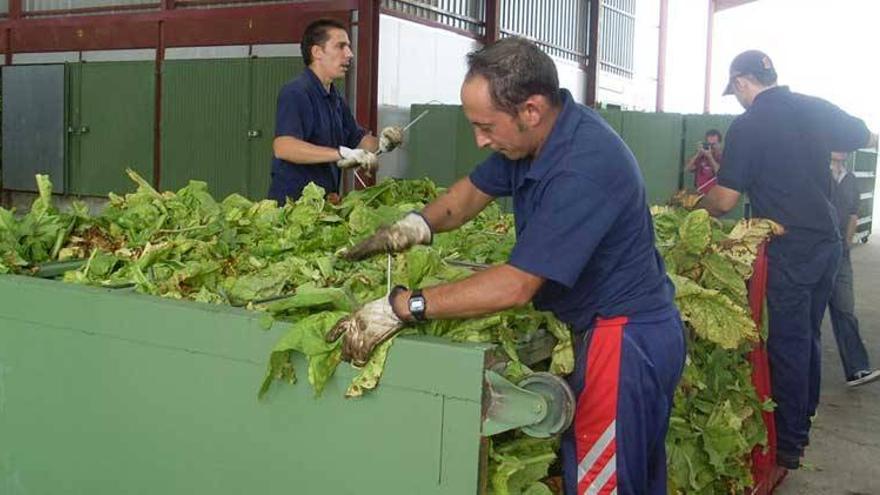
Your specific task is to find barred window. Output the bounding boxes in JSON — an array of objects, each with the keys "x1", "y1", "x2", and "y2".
[
  {"x1": 381, "y1": 0, "x2": 485, "y2": 37},
  {"x1": 499, "y1": 0, "x2": 588, "y2": 64},
  {"x1": 601, "y1": 0, "x2": 635, "y2": 78}
]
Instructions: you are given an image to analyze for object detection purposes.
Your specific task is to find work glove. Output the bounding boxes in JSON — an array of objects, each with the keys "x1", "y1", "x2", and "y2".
[
  {"x1": 337, "y1": 146, "x2": 379, "y2": 172},
  {"x1": 343, "y1": 212, "x2": 432, "y2": 261},
  {"x1": 378, "y1": 126, "x2": 404, "y2": 153},
  {"x1": 669, "y1": 189, "x2": 704, "y2": 210},
  {"x1": 326, "y1": 295, "x2": 404, "y2": 367}
]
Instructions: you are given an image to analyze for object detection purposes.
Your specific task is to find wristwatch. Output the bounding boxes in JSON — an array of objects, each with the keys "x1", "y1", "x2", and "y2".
[{"x1": 408, "y1": 289, "x2": 427, "y2": 321}]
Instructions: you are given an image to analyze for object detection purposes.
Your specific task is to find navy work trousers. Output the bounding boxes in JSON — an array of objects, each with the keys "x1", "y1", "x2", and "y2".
[{"x1": 766, "y1": 242, "x2": 841, "y2": 455}]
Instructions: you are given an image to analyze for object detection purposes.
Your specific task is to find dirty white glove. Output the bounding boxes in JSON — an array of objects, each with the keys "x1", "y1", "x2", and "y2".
[
  {"x1": 378, "y1": 126, "x2": 404, "y2": 153},
  {"x1": 343, "y1": 212, "x2": 433, "y2": 261},
  {"x1": 337, "y1": 146, "x2": 379, "y2": 172},
  {"x1": 325, "y1": 295, "x2": 404, "y2": 367}
]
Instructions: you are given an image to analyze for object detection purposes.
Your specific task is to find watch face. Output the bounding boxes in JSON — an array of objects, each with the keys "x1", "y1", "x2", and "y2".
[{"x1": 410, "y1": 298, "x2": 426, "y2": 312}]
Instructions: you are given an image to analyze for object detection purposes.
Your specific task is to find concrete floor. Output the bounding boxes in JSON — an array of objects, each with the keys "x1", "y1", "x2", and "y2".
[{"x1": 775, "y1": 241, "x2": 880, "y2": 495}]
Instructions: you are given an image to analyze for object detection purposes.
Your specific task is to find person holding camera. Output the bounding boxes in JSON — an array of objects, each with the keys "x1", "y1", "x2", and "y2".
[{"x1": 685, "y1": 129, "x2": 723, "y2": 194}]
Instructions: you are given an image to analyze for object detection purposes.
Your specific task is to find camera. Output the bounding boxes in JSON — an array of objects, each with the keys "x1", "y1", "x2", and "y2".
[{"x1": 702, "y1": 142, "x2": 711, "y2": 151}]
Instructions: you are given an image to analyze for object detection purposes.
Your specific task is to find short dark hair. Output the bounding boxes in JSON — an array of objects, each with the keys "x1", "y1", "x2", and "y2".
[
  {"x1": 465, "y1": 37, "x2": 561, "y2": 116},
  {"x1": 705, "y1": 129, "x2": 723, "y2": 142},
  {"x1": 302, "y1": 18, "x2": 347, "y2": 66}
]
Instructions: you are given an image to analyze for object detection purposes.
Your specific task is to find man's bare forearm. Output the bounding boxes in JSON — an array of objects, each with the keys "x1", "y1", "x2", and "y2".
[
  {"x1": 273, "y1": 136, "x2": 341, "y2": 164},
  {"x1": 391, "y1": 264, "x2": 544, "y2": 320},
  {"x1": 421, "y1": 177, "x2": 494, "y2": 233}
]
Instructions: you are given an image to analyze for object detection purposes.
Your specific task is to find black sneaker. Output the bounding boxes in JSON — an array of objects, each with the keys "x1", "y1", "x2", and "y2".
[
  {"x1": 777, "y1": 450, "x2": 801, "y2": 470},
  {"x1": 847, "y1": 369, "x2": 880, "y2": 388}
]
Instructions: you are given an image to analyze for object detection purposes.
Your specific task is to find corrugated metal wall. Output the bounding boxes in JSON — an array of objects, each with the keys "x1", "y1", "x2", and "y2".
[
  {"x1": 1, "y1": 65, "x2": 67, "y2": 193},
  {"x1": 601, "y1": 0, "x2": 635, "y2": 77},
  {"x1": 161, "y1": 57, "x2": 305, "y2": 200},
  {"x1": 404, "y1": 104, "x2": 743, "y2": 209},
  {"x1": 500, "y1": 0, "x2": 588, "y2": 64},
  {"x1": 68, "y1": 61, "x2": 156, "y2": 196},
  {"x1": 160, "y1": 58, "x2": 251, "y2": 198},
  {"x1": 381, "y1": 0, "x2": 485, "y2": 36},
  {"x1": 23, "y1": 0, "x2": 158, "y2": 12},
  {"x1": 247, "y1": 57, "x2": 305, "y2": 199}
]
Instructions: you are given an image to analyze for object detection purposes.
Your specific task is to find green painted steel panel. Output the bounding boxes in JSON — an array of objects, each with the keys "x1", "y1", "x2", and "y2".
[
  {"x1": 405, "y1": 104, "x2": 501, "y2": 207},
  {"x1": 597, "y1": 107, "x2": 623, "y2": 135},
  {"x1": 247, "y1": 57, "x2": 305, "y2": 200},
  {"x1": 620, "y1": 111, "x2": 684, "y2": 206},
  {"x1": 67, "y1": 61, "x2": 156, "y2": 196},
  {"x1": 0, "y1": 276, "x2": 488, "y2": 494},
  {"x1": 161, "y1": 59, "x2": 250, "y2": 199}
]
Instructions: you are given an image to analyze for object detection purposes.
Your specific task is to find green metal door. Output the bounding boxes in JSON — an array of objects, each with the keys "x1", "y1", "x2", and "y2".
[
  {"x1": 67, "y1": 61, "x2": 155, "y2": 196},
  {"x1": 620, "y1": 112, "x2": 684, "y2": 206},
  {"x1": 247, "y1": 57, "x2": 304, "y2": 200},
  {"x1": 161, "y1": 59, "x2": 250, "y2": 198}
]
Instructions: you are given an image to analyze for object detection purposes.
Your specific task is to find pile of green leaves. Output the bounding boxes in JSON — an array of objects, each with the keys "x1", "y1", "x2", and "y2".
[
  {"x1": 0, "y1": 175, "x2": 88, "y2": 274},
  {"x1": 652, "y1": 206, "x2": 779, "y2": 494},
  {"x1": 1, "y1": 173, "x2": 781, "y2": 494},
  {"x1": 0, "y1": 172, "x2": 567, "y2": 495}
]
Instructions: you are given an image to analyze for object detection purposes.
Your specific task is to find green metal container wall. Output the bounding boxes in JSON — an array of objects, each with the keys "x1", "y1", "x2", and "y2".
[
  {"x1": 406, "y1": 104, "x2": 491, "y2": 186},
  {"x1": 67, "y1": 61, "x2": 156, "y2": 196},
  {"x1": 406, "y1": 105, "x2": 688, "y2": 207},
  {"x1": 248, "y1": 57, "x2": 305, "y2": 200},
  {"x1": 161, "y1": 59, "x2": 251, "y2": 199},
  {"x1": 619, "y1": 111, "x2": 684, "y2": 206},
  {"x1": 0, "y1": 275, "x2": 487, "y2": 495}
]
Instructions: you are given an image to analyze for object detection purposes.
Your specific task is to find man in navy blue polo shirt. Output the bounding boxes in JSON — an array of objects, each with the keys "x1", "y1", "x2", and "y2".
[
  {"x1": 268, "y1": 18, "x2": 403, "y2": 203},
  {"x1": 698, "y1": 50, "x2": 878, "y2": 470},
  {"x1": 328, "y1": 37, "x2": 685, "y2": 494}
]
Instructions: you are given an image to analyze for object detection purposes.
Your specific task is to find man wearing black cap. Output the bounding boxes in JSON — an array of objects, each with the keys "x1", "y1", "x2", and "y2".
[{"x1": 698, "y1": 50, "x2": 878, "y2": 471}]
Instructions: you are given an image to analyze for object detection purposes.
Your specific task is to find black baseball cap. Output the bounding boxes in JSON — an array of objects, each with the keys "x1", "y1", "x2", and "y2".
[{"x1": 723, "y1": 50, "x2": 777, "y2": 95}]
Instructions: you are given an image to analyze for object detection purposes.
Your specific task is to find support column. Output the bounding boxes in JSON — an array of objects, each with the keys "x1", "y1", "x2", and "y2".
[{"x1": 585, "y1": 0, "x2": 600, "y2": 107}]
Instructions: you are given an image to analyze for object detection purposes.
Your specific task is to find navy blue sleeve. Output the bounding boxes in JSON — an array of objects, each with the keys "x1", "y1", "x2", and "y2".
[
  {"x1": 469, "y1": 154, "x2": 513, "y2": 197},
  {"x1": 508, "y1": 173, "x2": 619, "y2": 288},
  {"x1": 274, "y1": 87, "x2": 310, "y2": 139},
  {"x1": 717, "y1": 119, "x2": 753, "y2": 193},
  {"x1": 340, "y1": 97, "x2": 368, "y2": 148},
  {"x1": 807, "y1": 97, "x2": 870, "y2": 152}
]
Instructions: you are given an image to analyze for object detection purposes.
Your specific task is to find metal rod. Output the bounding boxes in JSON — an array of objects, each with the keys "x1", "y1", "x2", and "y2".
[
  {"x1": 386, "y1": 253, "x2": 392, "y2": 293},
  {"x1": 402, "y1": 109, "x2": 430, "y2": 132},
  {"x1": 353, "y1": 170, "x2": 368, "y2": 189}
]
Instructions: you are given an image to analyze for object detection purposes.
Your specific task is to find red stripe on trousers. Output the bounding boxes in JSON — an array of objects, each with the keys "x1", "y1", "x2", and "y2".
[{"x1": 576, "y1": 316, "x2": 627, "y2": 495}]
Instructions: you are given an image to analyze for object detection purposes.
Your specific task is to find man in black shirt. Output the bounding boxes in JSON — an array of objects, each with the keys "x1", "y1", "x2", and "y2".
[
  {"x1": 698, "y1": 50, "x2": 878, "y2": 470},
  {"x1": 828, "y1": 151, "x2": 879, "y2": 388}
]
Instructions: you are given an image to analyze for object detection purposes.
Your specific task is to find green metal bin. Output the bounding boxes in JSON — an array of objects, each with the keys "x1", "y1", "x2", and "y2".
[{"x1": 0, "y1": 275, "x2": 497, "y2": 495}]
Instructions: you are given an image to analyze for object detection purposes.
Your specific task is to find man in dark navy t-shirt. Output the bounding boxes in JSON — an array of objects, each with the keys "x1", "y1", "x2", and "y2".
[
  {"x1": 699, "y1": 50, "x2": 878, "y2": 470},
  {"x1": 268, "y1": 18, "x2": 403, "y2": 203},
  {"x1": 329, "y1": 38, "x2": 685, "y2": 494}
]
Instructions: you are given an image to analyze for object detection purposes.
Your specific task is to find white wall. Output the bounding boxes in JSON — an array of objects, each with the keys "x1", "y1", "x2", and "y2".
[{"x1": 662, "y1": 0, "x2": 712, "y2": 114}]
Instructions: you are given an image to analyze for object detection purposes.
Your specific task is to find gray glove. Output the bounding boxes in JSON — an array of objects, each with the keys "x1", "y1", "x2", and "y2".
[
  {"x1": 378, "y1": 126, "x2": 404, "y2": 153},
  {"x1": 337, "y1": 146, "x2": 379, "y2": 172},
  {"x1": 325, "y1": 295, "x2": 404, "y2": 367},
  {"x1": 343, "y1": 212, "x2": 432, "y2": 261}
]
